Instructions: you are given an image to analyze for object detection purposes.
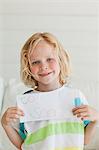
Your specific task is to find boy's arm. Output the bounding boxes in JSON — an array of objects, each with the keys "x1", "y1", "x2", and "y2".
[
  {"x1": 2, "y1": 123, "x2": 23, "y2": 149},
  {"x1": 84, "y1": 121, "x2": 98, "y2": 145},
  {"x1": 1, "y1": 107, "x2": 24, "y2": 149},
  {"x1": 72, "y1": 103, "x2": 99, "y2": 145}
]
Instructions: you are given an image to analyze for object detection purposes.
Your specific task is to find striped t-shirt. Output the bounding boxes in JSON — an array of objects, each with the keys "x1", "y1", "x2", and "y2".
[{"x1": 17, "y1": 85, "x2": 90, "y2": 150}]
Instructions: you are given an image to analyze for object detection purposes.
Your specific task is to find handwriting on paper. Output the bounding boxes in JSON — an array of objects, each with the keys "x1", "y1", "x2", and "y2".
[{"x1": 17, "y1": 91, "x2": 74, "y2": 123}]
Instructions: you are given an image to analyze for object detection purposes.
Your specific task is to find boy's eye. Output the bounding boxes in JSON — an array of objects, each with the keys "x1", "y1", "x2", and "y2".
[
  {"x1": 32, "y1": 61, "x2": 40, "y2": 65},
  {"x1": 47, "y1": 58, "x2": 53, "y2": 62}
]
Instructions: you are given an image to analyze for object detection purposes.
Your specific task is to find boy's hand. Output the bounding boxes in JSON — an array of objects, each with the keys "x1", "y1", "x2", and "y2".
[
  {"x1": 1, "y1": 107, "x2": 24, "y2": 126},
  {"x1": 72, "y1": 105, "x2": 99, "y2": 122}
]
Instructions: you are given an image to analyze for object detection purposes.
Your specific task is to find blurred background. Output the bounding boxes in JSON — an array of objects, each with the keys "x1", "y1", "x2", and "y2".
[{"x1": 0, "y1": 0, "x2": 99, "y2": 149}]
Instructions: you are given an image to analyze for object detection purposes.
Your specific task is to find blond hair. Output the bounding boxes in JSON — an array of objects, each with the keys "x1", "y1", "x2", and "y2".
[{"x1": 20, "y1": 32, "x2": 71, "y2": 88}]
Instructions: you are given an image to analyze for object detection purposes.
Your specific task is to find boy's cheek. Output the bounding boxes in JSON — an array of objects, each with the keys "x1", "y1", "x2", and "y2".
[
  {"x1": 30, "y1": 66, "x2": 38, "y2": 74},
  {"x1": 50, "y1": 61, "x2": 60, "y2": 71}
]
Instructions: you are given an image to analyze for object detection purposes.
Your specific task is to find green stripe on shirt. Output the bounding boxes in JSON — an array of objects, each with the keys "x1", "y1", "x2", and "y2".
[{"x1": 24, "y1": 122, "x2": 84, "y2": 145}]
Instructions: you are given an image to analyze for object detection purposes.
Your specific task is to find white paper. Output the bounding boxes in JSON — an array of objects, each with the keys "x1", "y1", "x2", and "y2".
[{"x1": 17, "y1": 90, "x2": 74, "y2": 123}]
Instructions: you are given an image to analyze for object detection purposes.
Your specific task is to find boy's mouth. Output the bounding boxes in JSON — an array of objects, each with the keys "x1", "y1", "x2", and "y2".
[{"x1": 39, "y1": 72, "x2": 53, "y2": 77}]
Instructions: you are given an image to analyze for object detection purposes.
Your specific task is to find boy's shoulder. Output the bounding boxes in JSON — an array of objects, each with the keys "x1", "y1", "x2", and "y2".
[
  {"x1": 65, "y1": 84, "x2": 88, "y2": 104},
  {"x1": 64, "y1": 84, "x2": 81, "y2": 93}
]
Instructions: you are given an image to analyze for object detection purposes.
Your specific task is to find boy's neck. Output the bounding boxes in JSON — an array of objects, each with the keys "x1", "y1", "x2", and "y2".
[{"x1": 36, "y1": 82, "x2": 62, "y2": 92}]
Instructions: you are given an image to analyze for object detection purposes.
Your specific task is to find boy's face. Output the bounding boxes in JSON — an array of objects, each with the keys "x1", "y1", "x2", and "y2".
[{"x1": 29, "y1": 40, "x2": 60, "y2": 86}]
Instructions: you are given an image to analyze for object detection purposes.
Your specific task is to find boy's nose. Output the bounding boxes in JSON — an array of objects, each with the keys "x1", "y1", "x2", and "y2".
[{"x1": 40, "y1": 63, "x2": 48, "y2": 71}]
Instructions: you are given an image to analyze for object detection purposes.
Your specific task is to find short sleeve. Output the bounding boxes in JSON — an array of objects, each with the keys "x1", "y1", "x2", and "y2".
[
  {"x1": 76, "y1": 90, "x2": 91, "y2": 127},
  {"x1": 18, "y1": 123, "x2": 27, "y2": 140}
]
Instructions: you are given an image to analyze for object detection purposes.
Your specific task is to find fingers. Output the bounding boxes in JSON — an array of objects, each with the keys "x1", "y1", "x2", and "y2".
[
  {"x1": 76, "y1": 112, "x2": 88, "y2": 117},
  {"x1": 72, "y1": 105, "x2": 99, "y2": 122},
  {"x1": 72, "y1": 105, "x2": 90, "y2": 119},
  {"x1": 72, "y1": 108, "x2": 88, "y2": 116},
  {"x1": 7, "y1": 107, "x2": 24, "y2": 116},
  {"x1": 2, "y1": 107, "x2": 24, "y2": 125},
  {"x1": 72, "y1": 105, "x2": 88, "y2": 111}
]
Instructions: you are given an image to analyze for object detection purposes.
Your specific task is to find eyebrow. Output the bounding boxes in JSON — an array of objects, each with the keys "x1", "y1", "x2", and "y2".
[
  {"x1": 31, "y1": 55, "x2": 54, "y2": 61},
  {"x1": 31, "y1": 59, "x2": 36, "y2": 61}
]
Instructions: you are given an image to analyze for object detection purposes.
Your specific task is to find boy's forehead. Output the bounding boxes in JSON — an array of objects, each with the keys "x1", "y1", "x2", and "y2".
[
  {"x1": 30, "y1": 51, "x2": 57, "y2": 61},
  {"x1": 32, "y1": 40, "x2": 54, "y2": 52},
  {"x1": 29, "y1": 42, "x2": 57, "y2": 60}
]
